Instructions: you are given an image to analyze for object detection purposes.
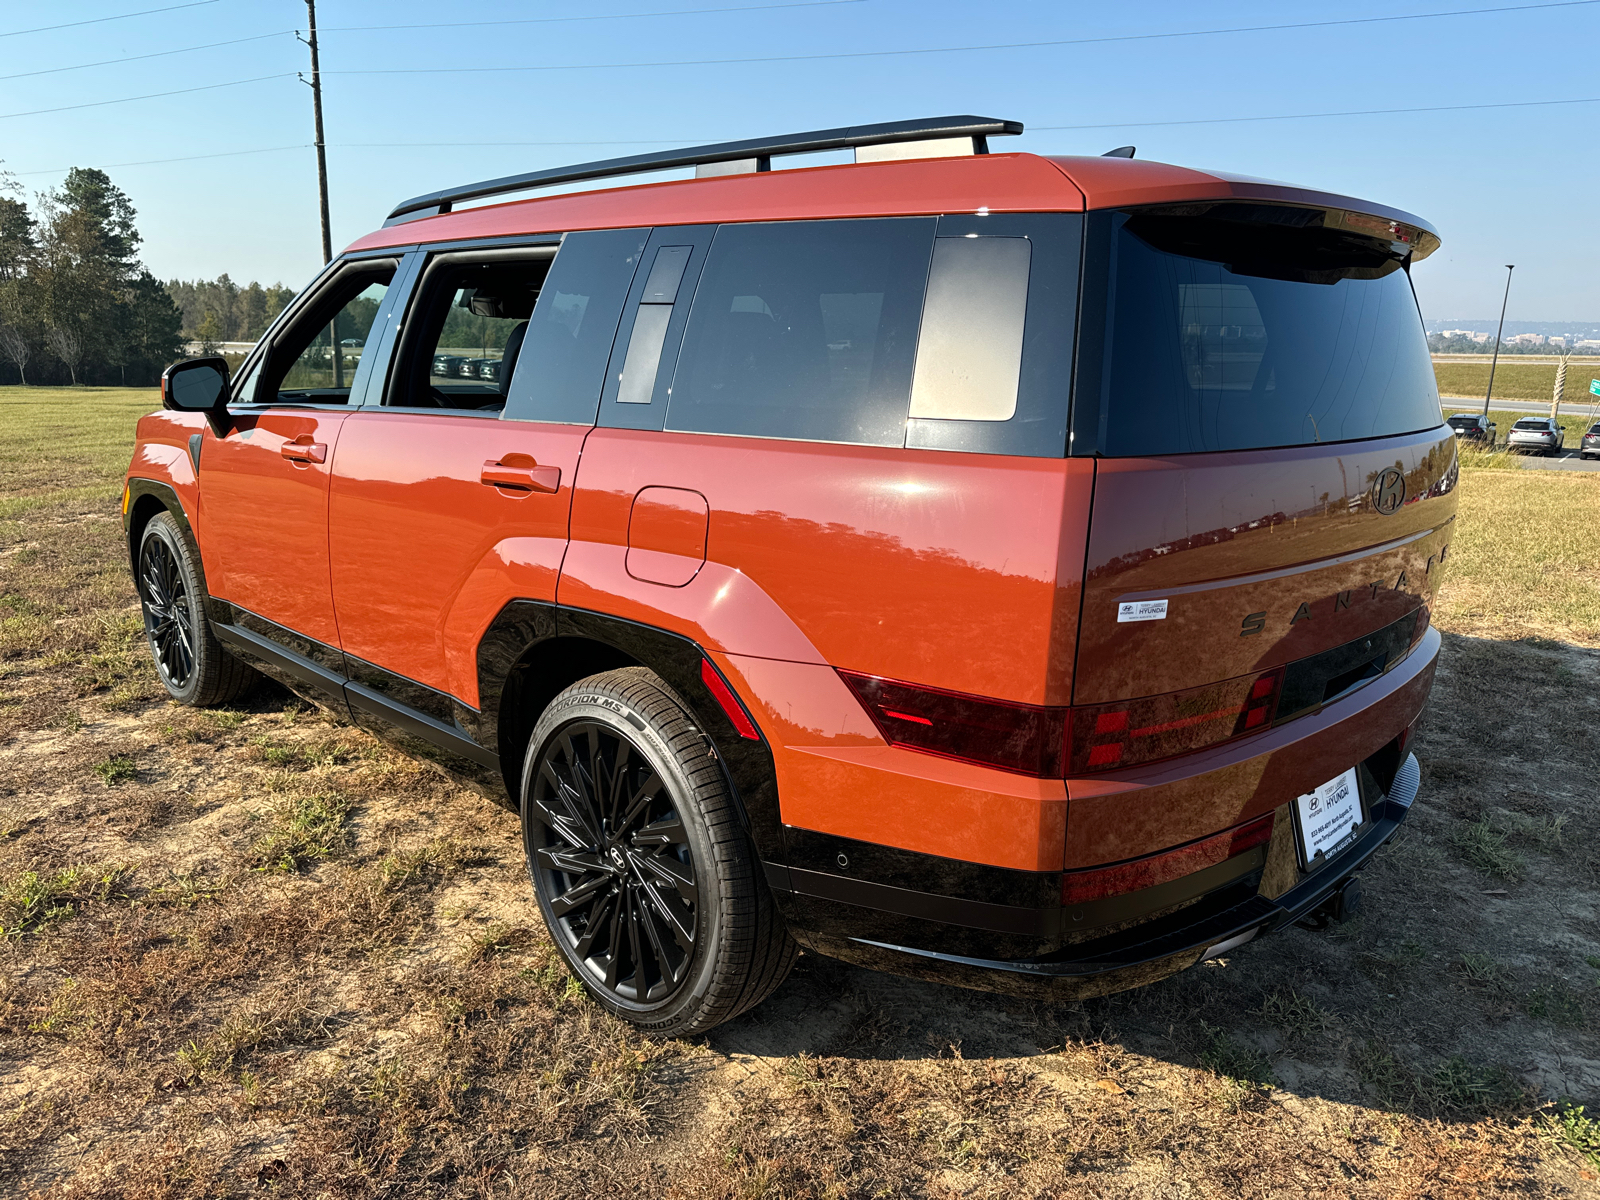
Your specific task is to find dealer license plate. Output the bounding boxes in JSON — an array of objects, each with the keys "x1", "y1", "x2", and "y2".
[{"x1": 1293, "y1": 768, "x2": 1364, "y2": 869}]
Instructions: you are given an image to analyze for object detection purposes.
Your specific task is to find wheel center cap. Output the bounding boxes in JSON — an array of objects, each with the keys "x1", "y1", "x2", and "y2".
[{"x1": 609, "y1": 846, "x2": 628, "y2": 871}]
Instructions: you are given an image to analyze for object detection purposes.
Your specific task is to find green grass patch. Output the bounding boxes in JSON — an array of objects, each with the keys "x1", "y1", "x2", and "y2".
[
  {"x1": 1450, "y1": 819, "x2": 1526, "y2": 881},
  {"x1": 248, "y1": 791, "x2": 351, "y2": 872},
  {"x1": 93, "y1": 754, "x2": 138, "y2": 786},
  {"x1": 0, "y1": 864, "x2": 128, "y2": 937},
  {"x1": 1197, "y1": 1022, "x2": 1273, "y2": 1089},
  {"x1": 1542, "y1": 1101, "x2": 1600, "y2": 1170}
]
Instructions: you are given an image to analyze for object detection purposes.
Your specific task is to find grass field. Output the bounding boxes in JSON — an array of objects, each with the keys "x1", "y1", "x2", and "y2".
[
  {"x1": 2, "y1": 388, "x2": 1599, "y2": 1197},
  {"x1": 1436, "y1": 358, "x2": 1600, "y2": 407}
]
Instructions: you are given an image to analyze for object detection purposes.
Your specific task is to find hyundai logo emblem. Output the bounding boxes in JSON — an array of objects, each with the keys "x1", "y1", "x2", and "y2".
[{"x1": 1372, "y1": 467, "x2": 1406, "y2": 515}]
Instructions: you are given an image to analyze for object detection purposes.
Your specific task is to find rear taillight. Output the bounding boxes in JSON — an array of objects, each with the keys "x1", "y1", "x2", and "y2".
[
  {"x1": 838, "y1": 671, "x2": 1065, "y2": 776},
  {"x1": 1065, "y1": 668, "x2": 1283, "y2": 774},
  {"x1": 839, "y1": 666, "x2": 1285, "y2": 778},
  {"x1": 1062, "y1": 812, "x2": 1276, "y2": 904}
]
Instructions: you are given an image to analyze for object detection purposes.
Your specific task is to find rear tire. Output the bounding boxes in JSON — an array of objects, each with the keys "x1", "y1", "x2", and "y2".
[
  {"x1": 136, "y1": 512, "x2": 259, "y2": 707},
  {"x1": 521, "y1": 667, "x2": 796, "y2": 1035}
]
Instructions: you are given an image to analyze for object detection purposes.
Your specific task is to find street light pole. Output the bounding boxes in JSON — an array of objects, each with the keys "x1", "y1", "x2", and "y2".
[
  {"x1": 1480, "y1": 264, "x2": 1514, "y2": 425},
  {"x1": 300, "y1": 0, "x2": 340, "y2": 388}
]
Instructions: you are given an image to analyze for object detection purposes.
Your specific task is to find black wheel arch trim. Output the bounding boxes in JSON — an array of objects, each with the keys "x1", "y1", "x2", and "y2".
[
  {"x1": 125, "y1": 479, "x2": 206, "y2": 594},
  {"x1": 476, "y1": 601, "x2": 784, "y2": 862}
]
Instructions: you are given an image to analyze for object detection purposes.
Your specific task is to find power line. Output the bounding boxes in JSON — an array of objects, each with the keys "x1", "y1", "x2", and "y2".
[
  {"x1": 6, "y1": 0, "x2": 1591, "y2": 118},
  {"x1": 326, "y1": 0, "x2": 1600, "y2": 77},
  {"x1": 1034, "y1": 94, "x2": 1600, "y2": 130},
  {"x1": 8, "y1": 145, "x2": 310, "y2": 176},
  {"x1": 16, "y1": 89, "x2": 1600, "y2": 175},
  {"x1": 324, "y1": 0, "x2": 866, "y2": 33},
  {"x1": 0, "y1": 0, "x2": 222, "y2": 39},
  {"x1": 0, "y1": 0, "x2": 865, "y2": 83},
  {"x1": 0, "y1": 74, "x2": 293, "y2": 120},
  {"x1": 0, "y1": 31, "x2": 289, "y2": 82}
]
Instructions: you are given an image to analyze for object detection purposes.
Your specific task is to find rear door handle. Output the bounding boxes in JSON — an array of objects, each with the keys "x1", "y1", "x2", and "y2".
[
  {"x1": 280, "y1": 438, "x2": 327, "y2": 464},
  {"x1": 481, "y1": 459, "x2": 560, "y2": 494}
]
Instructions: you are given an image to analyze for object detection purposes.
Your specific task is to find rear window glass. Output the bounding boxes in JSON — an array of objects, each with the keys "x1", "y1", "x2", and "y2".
[
  {"x1": 1589, "y1": 424, "x2": 1600, "y2": 435},
  {"x1": 1447, "y1": 415, "x2": 1478, "y2": 427},
  {"x1": 1092, "y1": 208, "x2": 1442, "y2": 455},
  {"x1": 503, "y1": 228, "x2": 647, "y2": 424},
  {"x1": 665, "y1": 218, "x2": 934, "y2": 446},
  {"x1": 1513, "y1": 419, "x2": 1548, "y2": 431}
]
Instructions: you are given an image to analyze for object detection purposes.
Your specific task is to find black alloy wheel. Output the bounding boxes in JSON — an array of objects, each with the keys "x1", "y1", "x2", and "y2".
[
  {"x1": 139, "y1": 531, "x2": 195, "y2": 690},
  {"x1": 135, "y1": 511, "x2": 258, "y2": 706},
  {"x1": 521, "y1": 668, "x2": 796, "y2": 1034},
  {"x1": 528, "y1": 720, "x2": 698, "y2": 1004}
]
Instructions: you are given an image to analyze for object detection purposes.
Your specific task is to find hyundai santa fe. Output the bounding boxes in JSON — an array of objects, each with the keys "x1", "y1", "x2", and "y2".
[{"x1": 124, "y1": 116, "x2": 1452, "y2": 1035}]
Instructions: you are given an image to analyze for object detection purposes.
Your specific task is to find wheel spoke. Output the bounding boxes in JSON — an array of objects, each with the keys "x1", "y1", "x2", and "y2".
[
  {"x1": 574, "y1": 887, "x2": 618, "y2": 961},
  {"x1": 631, "y1": 816, "x2": 685, "y2": 848},
  {"x1": 634, "y1": 887, "x2": 681, "y2": 989},
  {"x1": 625, "y1": 889, "x2": 649, "y2": 1000},
  {"x1": 535, "y1": 845, "x2": 608, "y2": 879},
  {"x1": 637, "y1": 853, "x2": 698, "y2": 907},
  {"x1": 604, "y1": 738, "x2": 632, "y2": 829},
  {"x1": 601, "y1": 895, "x2": 626, "y2": 990},
  {"x1": 615, "y1": 769, "x2": 665, "y2": 836},
  {"x1": 544, "y1": 871, "x2": 613, "y2": 919},
  {"x1": 639, "y1": 875, "x2": 695, "y2": 952}
]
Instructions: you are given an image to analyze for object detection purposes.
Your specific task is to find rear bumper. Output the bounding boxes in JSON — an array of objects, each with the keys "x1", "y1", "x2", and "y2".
[{"x1": 793, "y1": 754, "x2": 1419, "y2": 999}]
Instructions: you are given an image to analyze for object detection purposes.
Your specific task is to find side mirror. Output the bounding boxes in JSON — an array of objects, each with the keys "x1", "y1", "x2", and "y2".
[{"x1": 161, "y1": 356, "x2": 231, "y2": 435}]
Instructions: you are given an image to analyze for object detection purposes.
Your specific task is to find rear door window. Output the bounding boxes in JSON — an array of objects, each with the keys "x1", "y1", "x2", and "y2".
[
  {"x1": 1080, "y1": 207, "x2": 1443, "y2": 455},
  {"x1": 664, "y1": 218, "x2": 935, "y2": 447},
  {"x1": 503, "y1": 228, "x2": 648, "y2": 424}
]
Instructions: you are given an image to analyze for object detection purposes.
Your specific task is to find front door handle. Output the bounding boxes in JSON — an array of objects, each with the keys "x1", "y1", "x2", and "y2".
[
  {"x1": 482, "y1": 458, "x2": 560, "y2": 494},
  {"x1": 281, "y1": 437, "x2": 327, "y2": 464}
]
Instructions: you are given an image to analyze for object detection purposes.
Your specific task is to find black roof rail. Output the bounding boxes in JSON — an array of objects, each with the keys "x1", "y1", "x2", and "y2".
[{"x1": 384, "y1": 114, "x2": 1024, "y2": 226}]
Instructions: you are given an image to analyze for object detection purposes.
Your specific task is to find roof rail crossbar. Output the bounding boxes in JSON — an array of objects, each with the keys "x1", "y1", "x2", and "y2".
[{"x1": 383, "y1": 114, "x2": 1024, "y2": 225}]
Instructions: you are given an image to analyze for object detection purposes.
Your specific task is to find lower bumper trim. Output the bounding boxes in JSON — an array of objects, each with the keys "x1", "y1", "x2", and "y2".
[{"x1": 830, "y1": 753, "x2": 1419, "y2": 999}]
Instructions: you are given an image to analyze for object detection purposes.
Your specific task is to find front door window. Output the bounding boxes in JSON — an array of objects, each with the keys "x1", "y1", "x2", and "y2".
[{"x1": 253, "y1": 266, "x2": 394, "y2": 406}]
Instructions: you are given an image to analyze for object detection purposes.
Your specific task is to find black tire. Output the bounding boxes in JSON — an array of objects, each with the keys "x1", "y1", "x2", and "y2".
[
  {"x1": 136, "y1": 511, "x2": 259, "y2": 706},
  {"x1": 521, "y1": 667, "x2": 796, "y2": 1035}
]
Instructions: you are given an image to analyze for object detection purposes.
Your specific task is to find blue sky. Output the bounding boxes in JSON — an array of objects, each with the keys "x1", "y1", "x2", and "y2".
[{"x1": 3, "y1": 0, "x2": 1596, "y2": 322}]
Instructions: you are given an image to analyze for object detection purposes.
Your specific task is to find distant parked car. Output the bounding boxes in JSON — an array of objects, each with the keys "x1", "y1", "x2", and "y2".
[
  {"x1": 1506, "y1": 417, "x2": 1564, "y2": 455},
  {"x1": 341, "y1": 337, "x2": 363, "y2": 348},
  {"x1": 458, "y1": 358, "x2": 490, "y2": 379},
  {"x1": 477, "y1": 358, "x2": 504, "y2": 384},
  {"x1": 1446, "y1": 412, "x2": 1495, "y2": 444},
  {"x1": 1582, "y1": 422, "x2": 1600, "y2": 460},
  {"x1": 431, "y1": 353, "x2": 466, "y2": 378}
]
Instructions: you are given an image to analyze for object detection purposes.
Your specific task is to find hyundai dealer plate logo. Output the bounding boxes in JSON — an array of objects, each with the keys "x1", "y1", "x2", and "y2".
[{"x1": 1372, "y1": 467, "x2": 1406, "y2": 514}]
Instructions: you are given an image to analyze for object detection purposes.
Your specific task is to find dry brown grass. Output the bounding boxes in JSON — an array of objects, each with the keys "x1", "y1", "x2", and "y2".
[{"x1": 1, "y1": 387, "x2": 1598, "y2": 1197}]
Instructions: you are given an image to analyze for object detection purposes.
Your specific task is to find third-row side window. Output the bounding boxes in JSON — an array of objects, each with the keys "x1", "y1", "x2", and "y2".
[{"x1": 664, "y1": 218, "x2": 934, "y2": 447}]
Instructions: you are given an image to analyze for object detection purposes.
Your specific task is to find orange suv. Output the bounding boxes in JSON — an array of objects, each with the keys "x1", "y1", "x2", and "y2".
[{"x1": 126, "y1": 117, "x2": 1453, "y2": 1034}]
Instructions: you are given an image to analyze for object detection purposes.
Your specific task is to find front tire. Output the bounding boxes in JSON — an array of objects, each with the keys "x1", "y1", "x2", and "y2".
[
  {"x1": 521, "y1": 667, "x2": 796, "y2": 1035},
  {"x1": 136, "y1": 512, "x2": 258, "y2": 706}
]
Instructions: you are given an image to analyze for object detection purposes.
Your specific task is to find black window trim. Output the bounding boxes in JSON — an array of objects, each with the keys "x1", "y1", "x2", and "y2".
[
  {"x1": 363, "y1": 240, "x2": 564, "y2": 418},
  {"x1": 595, "y1": 225, "x2": 717, "y2": 434},
  {"x1": 227, "y1": 252, "x2": 407, "y2": 414}
]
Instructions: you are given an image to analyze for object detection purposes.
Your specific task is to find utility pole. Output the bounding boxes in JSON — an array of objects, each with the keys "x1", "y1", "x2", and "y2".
[
  {"x1": 299, "y1": 0, "x2": 340, "y2": 388},
  {"x1": 1480, "y1": 264, "x2": 1514, "y2": 427}
]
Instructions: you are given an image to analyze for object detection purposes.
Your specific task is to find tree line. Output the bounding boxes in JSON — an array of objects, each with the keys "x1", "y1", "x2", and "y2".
[
  {"x1": 0, "y1": 166, "x2": 300, "y2": 388},
  {"x1": 166, "y1": 276, "x2": 297, "y2": 351}
]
